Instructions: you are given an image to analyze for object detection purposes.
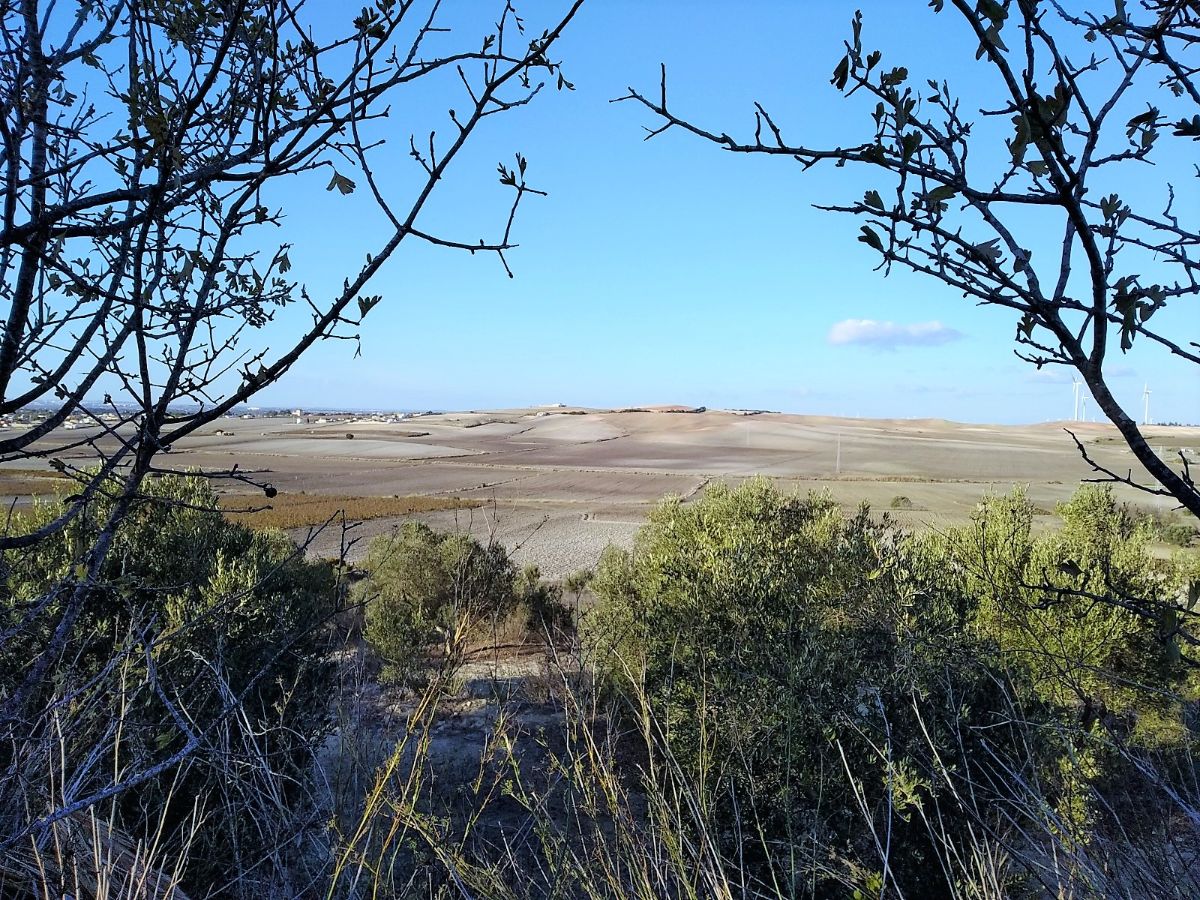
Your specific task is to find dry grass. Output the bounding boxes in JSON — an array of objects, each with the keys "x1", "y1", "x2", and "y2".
[
  {"x1": 0, "y1": 810, "x2": 194, "y2": 900},
  {"x1": 0, "y1": 466, "x2": 69, "y2": 500},
  {"x1": 220, "y1": 491, "x2": 482, "y2": 530}
]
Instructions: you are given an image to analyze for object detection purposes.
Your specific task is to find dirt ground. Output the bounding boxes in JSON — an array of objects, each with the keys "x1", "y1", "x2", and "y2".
[{"x1": 6, "y1": 407, "x2": 1198, "y2": 577}]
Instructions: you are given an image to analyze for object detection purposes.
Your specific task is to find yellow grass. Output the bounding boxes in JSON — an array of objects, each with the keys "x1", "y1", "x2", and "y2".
[{"x1": 220, "y1": 492, "x2": 481, "y2": 530}]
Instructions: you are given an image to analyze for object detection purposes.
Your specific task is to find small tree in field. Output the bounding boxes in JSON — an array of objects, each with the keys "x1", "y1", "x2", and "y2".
[
  {"x1": 0, "y1": 0, "x2": 582, "y2": 872},
  {"x1": 360, "y1": 522, "x2": 517, "y2": 685},
  {"x1": 621, "y1": 0, "x2": 1199, "y2": 520}
]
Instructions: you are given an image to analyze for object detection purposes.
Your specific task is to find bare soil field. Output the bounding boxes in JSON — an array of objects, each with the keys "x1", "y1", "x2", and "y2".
[{"x1": 5, "y1": 408, "x2": 1197, "y2": 577}]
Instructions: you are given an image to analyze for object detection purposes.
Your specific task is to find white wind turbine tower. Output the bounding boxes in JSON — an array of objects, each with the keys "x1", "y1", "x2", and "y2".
[
  {"x1": 1072, "y1": 378, "x2": 1082, "y2": 421},
  {"x1": 1143, "y1": 383, "x2": 1151, "y2": 426}
]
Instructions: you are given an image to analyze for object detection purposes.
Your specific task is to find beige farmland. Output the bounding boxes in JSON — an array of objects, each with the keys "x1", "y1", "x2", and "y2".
[{"x1": 8, "y1": 408, "x2": 1198, "y2": 577}]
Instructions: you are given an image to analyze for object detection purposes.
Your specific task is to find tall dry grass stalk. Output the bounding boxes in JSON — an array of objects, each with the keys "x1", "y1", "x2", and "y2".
[
  {"x1": 1, "y1": 788, "x2": 198, "y2": 900},
  {"x1": 318, "y1": 631, "x2": 1200, "y2": 900}
]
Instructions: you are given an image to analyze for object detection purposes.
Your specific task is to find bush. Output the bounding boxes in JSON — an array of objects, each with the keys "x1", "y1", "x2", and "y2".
[
  {"x1": 2, "y1": 474, "x2": 338, "y2": 895},
  {"x1": 517, "y1": 564, "x2": 574, "y2": 642},
  {"x1": 359, "y1": 523, "x2": 517, "y2": 683},
  {"x1": 890, "y1": 493, "x2": 914, "y2": 509},
  {"x1": 1133, "y1": 504, "x2": 1200, "y2": 548},
  {"x1": 563, "y1": 568, "x2": 594, "y2": 595},
  {"x1": 939, "y1": 485, "x2": 1193, "y2": 742},
  {"x1": 1163, "y1": 521, "x2": 1198, "y2": 547},
  {"x1": 585, "y1": 479, "x2": 1029, "y2": 895}
]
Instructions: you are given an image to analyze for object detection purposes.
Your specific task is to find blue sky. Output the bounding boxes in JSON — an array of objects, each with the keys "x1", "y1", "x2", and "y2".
[{"x1": 252, "y1": 1, "x2": 1199, "y2": 425}]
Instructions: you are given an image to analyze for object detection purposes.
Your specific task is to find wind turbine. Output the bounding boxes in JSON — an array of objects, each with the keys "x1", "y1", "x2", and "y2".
[
  {"x1": 1143, "y1": 383, "x2": 1151, "y2": 426},
  {"x1": 1072, "y1": 378, "x2": 1082, "y2": 422}
]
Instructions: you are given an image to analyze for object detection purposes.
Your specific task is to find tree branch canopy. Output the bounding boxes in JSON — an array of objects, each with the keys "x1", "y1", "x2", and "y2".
[
  {"x1": 0, "y1": 0, "x2": 582, "y2": 857},
  {"x1": 0, "y1": 0, "x2": 582, "y2": 538},
  {"x1": 621, "y1": 0, "x2": 1200, "y2": 518}
]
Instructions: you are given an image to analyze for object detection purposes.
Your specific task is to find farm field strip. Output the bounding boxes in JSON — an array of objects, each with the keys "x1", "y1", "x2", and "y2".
[{"x1": 5, "y1": 409, "x2": 1195, "y2": 575}]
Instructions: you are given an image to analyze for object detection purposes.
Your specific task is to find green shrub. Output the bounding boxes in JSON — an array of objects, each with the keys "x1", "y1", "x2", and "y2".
[
  {"x1": 2, "y1": 474, "x2": 338, "y2": 894},
  {"x1": 890, "y1": 493, "x2": 914, "y2": 509},
  {"x1": 939, "y1": 485, "x2": 1193, "y2": 743},
  {"x1": 1132, "y1": 504, "x2": 1200, "y2": 548},
  {"x1": 1162, "y1": 521, "x2": 1197, "y2": 547},
  {"x1": 359, "y1": 523, "x2": 517, "y2": 683},
  {"x1": 585, "y1": 479, "x2": 1028, "y2": 896},
  {"x1": 563, "y1": 568, "x2": 593, "y2": 595},
  {"x1": 517, "y1": 564, "x2": 574, "y2": 641}
]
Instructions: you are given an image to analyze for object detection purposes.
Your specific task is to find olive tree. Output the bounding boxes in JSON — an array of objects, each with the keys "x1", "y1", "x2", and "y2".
[
  {"x1": 0, "y1": 0, "x2": 582, "y2": 868},
  {"x1": 620, "y1": 0, "x2": 1199, "y2": 519}
]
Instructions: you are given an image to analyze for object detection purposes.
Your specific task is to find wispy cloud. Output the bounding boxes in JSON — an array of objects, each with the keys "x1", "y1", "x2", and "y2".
[
  {"x1": 827, "y1": 318, "x2": 963, "y2": 349},
  {"x1": 1024, "y1": 367, "x2": 1074, "y2": 385}
]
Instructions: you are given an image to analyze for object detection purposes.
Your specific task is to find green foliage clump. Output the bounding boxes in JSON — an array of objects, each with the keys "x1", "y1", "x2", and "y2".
[
  {"x1": 563, "y1": 568, "x2": 594, "y2": 595},
  {"x1": 2, "y1": 473, "x2": 338, "y2": 891},
  {"x1": 359, "y1": 523, "x2": 517, "y2": 683},
  {"x1": 586, "y1": 479, "x2": 1200, "y2": 894},
  {"x1": 1133, "y1": 504, "x2": 1200, "y2": 548},
  {"x1": 941, "y1": 485, "x2": 1195, "y2": 744},
  {"x1": 586, "y1": 479, "x2": 1019, "y2": 895},
  {"x1": 1162, "y1": 521, "x2": 1198, "y2": 548},
  {"x1": 890, "y1": 494, "x2": 914, "y2": 509},
  {"x1": 516, "y1": 564, "x2": 574, "y2": 642}
]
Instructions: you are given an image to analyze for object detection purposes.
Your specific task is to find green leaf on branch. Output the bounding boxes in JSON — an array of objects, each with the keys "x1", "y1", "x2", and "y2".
[
  {"x1": 831, "y1": 56, "x2": 850, "y2": 92},
  {"x1": 1126, "y1": 106, "x2": 1158, "y2": 138},
  {"x1": 864, "y1": 189, "x2": 884, "y2": 210},
  {"x1": 977, "y1": 25, "x2": 1008, "y2": 56},
  {"x1": 1100, "y1": 193, "x2": 1128, "y2": 223},
  {"x1": 1017, "y1": 313, "x2": 1036, "y2": 339},
  {"x1": 326, "y1": 171, "x2": 356, "y2": 195},
  {"x1": 1173, "y1": 115, "x2": 1200, "y2": 139},
  {"x1": 960, "y1": 238, "x2": 1002, "y2": 265},
  {"x1": 858, "y1": 226, "x2": 885, "y2": 253},
  {"x1": 977, "y1": 0, "x2": 1007, "y2": 26}
]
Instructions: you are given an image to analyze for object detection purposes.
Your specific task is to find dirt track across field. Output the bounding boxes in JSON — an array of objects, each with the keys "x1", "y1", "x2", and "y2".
[{"x1": 8, "y1": 407, "x2": 1198, "y2": 577}]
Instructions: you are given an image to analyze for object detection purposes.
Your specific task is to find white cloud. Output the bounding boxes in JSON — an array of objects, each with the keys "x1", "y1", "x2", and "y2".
[
  {"x1": 827, "y1": 318, "x2": 963, "y2": 349},
  {"x1": 1024, "y1": 368, "x2": 1074, "y2": 385}
]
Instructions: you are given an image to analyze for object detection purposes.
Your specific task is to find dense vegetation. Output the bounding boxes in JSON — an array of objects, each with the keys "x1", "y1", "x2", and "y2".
[
  {"x1": 1, "y1": 476, "x2": 340, "y2": 895},
  {"x1": 359, "y1": 522, "x2": 521, "y2": 684},
  {"x1": 358, "y1": 523, "x2": 578, "y2": 685},
  {"x1": 3, "y1": 476, "x2": 1198, "y2": 898},
  {"x1": 586, "y1": 480, "x2": 1200, "y2": 896}
]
